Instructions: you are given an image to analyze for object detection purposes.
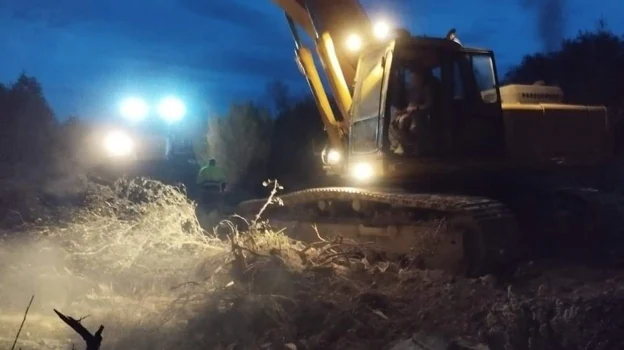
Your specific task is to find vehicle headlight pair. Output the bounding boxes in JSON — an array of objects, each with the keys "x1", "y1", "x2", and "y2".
[
  {"x1": 323, "y1": 149, "x2": 374, "y2": 181},
  {"x1": 120, "y1": 96, "x2": 186, "y2": 123}
]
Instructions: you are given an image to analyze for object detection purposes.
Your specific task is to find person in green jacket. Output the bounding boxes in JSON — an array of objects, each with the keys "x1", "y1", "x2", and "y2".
[{"x1": 196, "y1": 159, "x2": 227, "y2": 191}]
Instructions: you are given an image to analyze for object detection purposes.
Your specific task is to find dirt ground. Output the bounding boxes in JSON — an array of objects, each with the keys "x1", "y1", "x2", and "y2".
[
  {"x1": 0, "y1": 177, "x2": 623, "y2": 350},
  {"x1": 1, "y1": 259, "x2": 623, "y2": 350}
]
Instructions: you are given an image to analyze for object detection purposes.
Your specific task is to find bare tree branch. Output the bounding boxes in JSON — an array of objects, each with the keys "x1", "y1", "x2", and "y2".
[
  {"x1": 10, "y1": 295, "x2": 34, "y2": 350},
  {"x1": 54, "y1": 309, "x2": 104, "y2": 350}
]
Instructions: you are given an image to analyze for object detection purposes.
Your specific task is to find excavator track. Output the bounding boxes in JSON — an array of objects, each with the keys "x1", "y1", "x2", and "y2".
[
  {"x1": 236, "y1": 185, "x2": 624, "y2": 275},
  {"x1": 237, "y1": 187, "x2": 522, "y2": 276}
]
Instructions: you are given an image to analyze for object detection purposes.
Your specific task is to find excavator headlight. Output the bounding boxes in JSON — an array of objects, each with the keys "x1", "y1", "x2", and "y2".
[
  {"x1": 346, "y1": 33, "x2": 362, "y2": 52},
  {"x1": 104, "y1": 130, "x2": 134, "y2": 158},
  {"x1": 352, "y1": 162, "x2": 374, "y2": 181},
  {"x1": 373, "y1": 21, "x2": 390, "y2": 40},
  {"x1": 327, "y1": 149, "x2": 341, "y2": 164}
]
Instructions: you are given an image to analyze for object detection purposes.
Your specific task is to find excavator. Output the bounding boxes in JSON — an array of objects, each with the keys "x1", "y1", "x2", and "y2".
[{"x1": 237, "y1": 0, "x2": 623, "y2": 276}]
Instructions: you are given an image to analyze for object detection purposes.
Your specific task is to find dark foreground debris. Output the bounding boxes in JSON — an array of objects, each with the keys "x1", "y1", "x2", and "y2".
[
  {"x1": 54, "y1": 309, "x2": 103, "y2": 350},
  {"x1": 389, "y1": 333, "x2": 489, "y2": 350}
]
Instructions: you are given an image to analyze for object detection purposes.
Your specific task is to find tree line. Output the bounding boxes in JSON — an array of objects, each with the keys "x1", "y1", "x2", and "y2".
[
  {"x1": 1, "y1": 25, "x2": 623, "y2": 193},
  {"x1": 195, "y1": 81, "x2": 326, "y2": 196}
]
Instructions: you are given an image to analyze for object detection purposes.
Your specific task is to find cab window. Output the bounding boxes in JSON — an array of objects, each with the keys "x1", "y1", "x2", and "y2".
[
  {"x1": 471, "y1": 54, "x2": 498, "y2": 103},
  {"x1": 350, "y1": 47, "x2": 386, "y2": 153}
]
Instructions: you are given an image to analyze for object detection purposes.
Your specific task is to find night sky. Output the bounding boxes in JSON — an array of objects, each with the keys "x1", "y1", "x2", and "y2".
[{"x1": 1, "y1": 0, "x2": 622, "y2": 121}]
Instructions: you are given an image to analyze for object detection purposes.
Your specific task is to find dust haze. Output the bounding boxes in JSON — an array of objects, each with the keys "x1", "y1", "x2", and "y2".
[{"x1": 0, "y1": 177, "x2": 230, "y2": 349}]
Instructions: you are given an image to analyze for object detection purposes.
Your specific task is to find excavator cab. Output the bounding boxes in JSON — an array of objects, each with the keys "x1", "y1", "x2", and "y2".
[{"x1": 346, "y1": 35, "x2": 506, "y2": 183}]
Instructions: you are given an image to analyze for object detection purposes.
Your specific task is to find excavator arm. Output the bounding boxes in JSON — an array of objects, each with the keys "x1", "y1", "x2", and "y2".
[{"x1": 270, "y1": 0, "x2": 373, "y2": 149}]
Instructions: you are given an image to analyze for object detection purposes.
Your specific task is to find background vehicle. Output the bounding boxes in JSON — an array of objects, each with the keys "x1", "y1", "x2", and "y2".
[
  {"x1": 237, "y1": 0, "x2": 622, "y2": 276},
  {"x1": 92, "y1": 95, "x2": 200, "y2": 185}
]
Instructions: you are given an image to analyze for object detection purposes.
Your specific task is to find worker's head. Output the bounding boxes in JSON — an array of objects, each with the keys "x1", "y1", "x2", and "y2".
[{"x1": 209, "y1": 159, "x2": 216, "y2": 166}]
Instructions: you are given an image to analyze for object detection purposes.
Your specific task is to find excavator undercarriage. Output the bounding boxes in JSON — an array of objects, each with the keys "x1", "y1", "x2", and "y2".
[
  {"x1": 239, "y1": 187, "x2": 520, "y2": 276},
  {"x1": 237, "y1": 167, "x2": 624, "y2": 277}
]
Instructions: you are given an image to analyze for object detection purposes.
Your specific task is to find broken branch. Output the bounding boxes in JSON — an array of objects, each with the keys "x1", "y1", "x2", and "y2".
[
  {"x1": 10, "y1": 294, "x2": 34, "y2": 350},
  {"x1": 54, "y1": 309, "x2": 104, "y2": 350}
]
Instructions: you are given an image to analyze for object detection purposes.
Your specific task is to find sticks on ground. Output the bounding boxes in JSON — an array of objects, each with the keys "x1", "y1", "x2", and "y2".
[
  {"x1": 54, "y1": 309, "x2": 104, "y2": 350},
  {"x1": 10, "y1": 294, "x2": 34, "y2": 350}
]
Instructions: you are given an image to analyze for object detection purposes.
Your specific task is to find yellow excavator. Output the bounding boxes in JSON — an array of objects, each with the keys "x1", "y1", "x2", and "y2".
[{"x1": 238, "y1": 0, "x2": 622, "y2": 276}]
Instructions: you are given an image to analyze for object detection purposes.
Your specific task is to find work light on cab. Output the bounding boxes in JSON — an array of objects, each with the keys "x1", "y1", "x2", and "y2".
[
  {"x1": 346, "y1": 33, "x2": 362, "y2": 52},
  {"x1": 373, "y1": 20, "x2": 391, "y2": 39}
]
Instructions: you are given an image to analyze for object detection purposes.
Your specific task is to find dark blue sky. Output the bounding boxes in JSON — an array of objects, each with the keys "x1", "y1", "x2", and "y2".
[{"x1": 1, "y1": 0, "x2": 622, "y2": 121}]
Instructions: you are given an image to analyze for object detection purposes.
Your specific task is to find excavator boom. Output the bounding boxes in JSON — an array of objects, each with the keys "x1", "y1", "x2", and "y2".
[
  {"x1": 272, "y1": 0, "x2": 371, "y2": 87},
  {"x1": 270, "y1": 0, "x2": 374, "y2": 149}
]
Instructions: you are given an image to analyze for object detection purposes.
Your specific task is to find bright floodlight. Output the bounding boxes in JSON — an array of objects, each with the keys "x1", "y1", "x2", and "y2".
[
  {"x1": 327, "y1": 149, "x2": 341, "y2": 164},
  {"x1": 374, "y1": 21, "x2": 390, "y2": 39},
  {"x1": 104, "y1": 130, "x2": 134, "y2": 157},
  {"x1": 120, "y1": 97, "x2": 149, "y2": 121},
  {"x1": 346, "y1": 33, "x2": 363, "y2": 52},
  {"x1": 352, "y1": 162, "x2": 374, "y2": 181},
  {"x1": 158, "y1": 96, "x2": 186, "y2": 123}
]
